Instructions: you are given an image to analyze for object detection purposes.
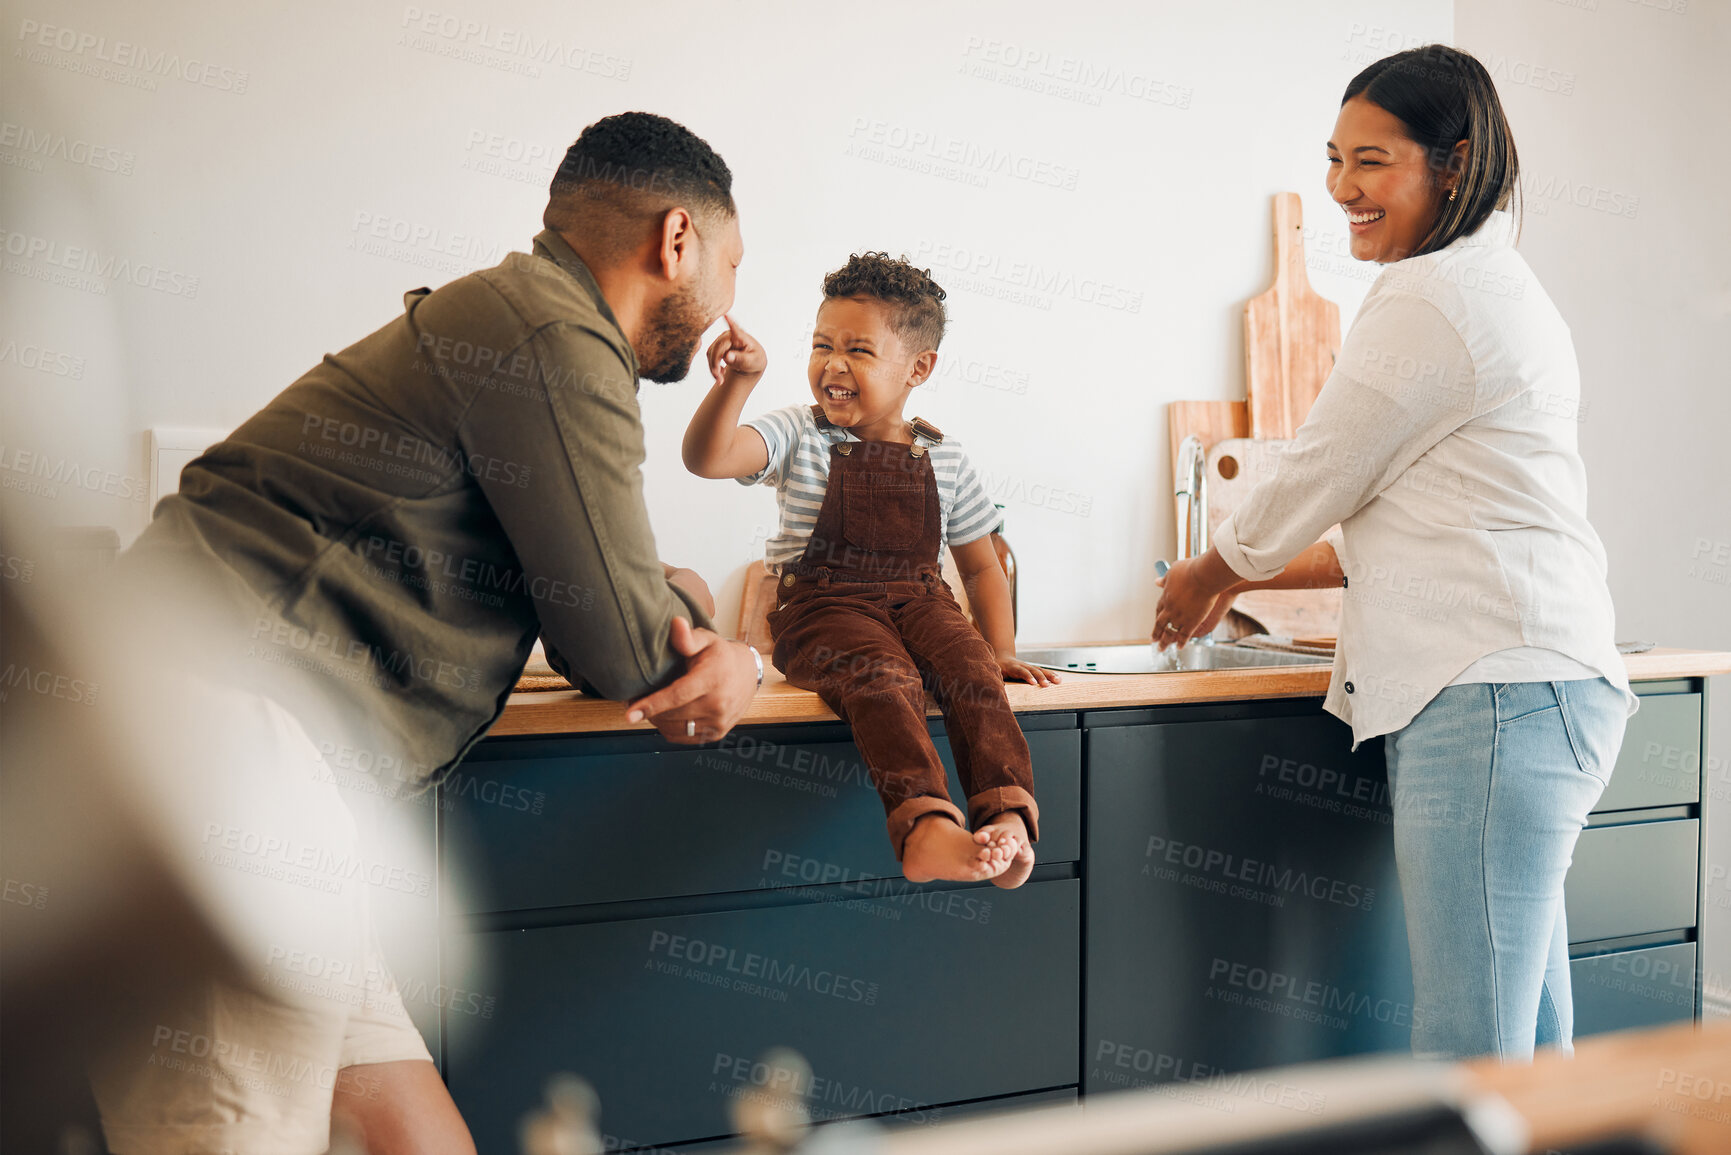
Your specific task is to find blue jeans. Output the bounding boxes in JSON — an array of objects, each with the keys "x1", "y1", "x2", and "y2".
[{"x1": 1385, "y1": 677, "x2": 1627, "y2": 1061}]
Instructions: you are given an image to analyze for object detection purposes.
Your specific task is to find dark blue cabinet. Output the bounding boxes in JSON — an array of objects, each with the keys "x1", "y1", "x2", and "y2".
[
  {"x1": 446, "y1": 719, "x2": 1080, "y2": 915},
  {"x1": 1080, "y1": 683, "x2": 1708, "y2": 1099},
  {"x1": 446, "y1": 882, "x2": 1078, "y2": 1153},
  {"x1": 1571, "y1": 943, "x2": 1697, "y2": 1035},
  {"x1": 1082, "y1": 706, "x2": 1414, "y2": 1091},
  {"x1": 434, "y1": 680, "x2": 1709, "y2": 1143},
  {"x1": 441, "y1": 715, "x2": 1083, "y2": 1152}
]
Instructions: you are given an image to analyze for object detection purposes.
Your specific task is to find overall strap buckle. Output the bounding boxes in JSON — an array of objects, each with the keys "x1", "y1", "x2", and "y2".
[{"x1": 909, "y1": 416, "x2": 944, "y2": 443}]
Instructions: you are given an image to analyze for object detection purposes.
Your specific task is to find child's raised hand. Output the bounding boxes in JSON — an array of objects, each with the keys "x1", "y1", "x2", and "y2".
[
  {"x1": 998, "y1": 655, "x2": 1061, "y2": 688},
  {"x1": 706, "y1": 313, "x2": 767, "y2": 385}
]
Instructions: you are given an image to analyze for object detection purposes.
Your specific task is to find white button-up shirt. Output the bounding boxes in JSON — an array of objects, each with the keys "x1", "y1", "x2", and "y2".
[{"x1": 1213, "y1": 212, "x2": 1635, "y2": 745}]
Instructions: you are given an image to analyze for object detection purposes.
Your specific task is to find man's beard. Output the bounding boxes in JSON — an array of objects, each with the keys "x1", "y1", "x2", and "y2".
[{"x1": 639, "y1": 280, "x2": 710, "y2": 384}]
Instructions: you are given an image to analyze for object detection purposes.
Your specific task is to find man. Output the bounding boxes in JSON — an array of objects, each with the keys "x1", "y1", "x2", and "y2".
[{"x1": 98, "y1": 112, "x2": 760, "y2": 1154}]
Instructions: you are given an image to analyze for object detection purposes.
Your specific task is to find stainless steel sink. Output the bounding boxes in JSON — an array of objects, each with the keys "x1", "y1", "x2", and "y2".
[{"x1": 1021, "y1": 642, "x2": 1332, "y2": 674}]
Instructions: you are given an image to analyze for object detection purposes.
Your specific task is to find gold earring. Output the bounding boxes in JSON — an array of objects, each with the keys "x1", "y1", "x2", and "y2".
[{"x1": 1448, "y1": 187, "x2": 1458, "y2": 202}]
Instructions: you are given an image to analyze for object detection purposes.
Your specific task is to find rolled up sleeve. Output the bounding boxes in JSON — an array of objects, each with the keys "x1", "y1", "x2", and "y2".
[
  {"x1": 458, "y1": 323, "x2": 712, "y2": 701},
  {"x1": 1213, "y1": 290, "x2": 1482, "y2": 583}
]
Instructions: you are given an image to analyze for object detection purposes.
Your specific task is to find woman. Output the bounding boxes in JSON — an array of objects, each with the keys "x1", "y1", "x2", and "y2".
[{"x1": 1152, "y1": 45, "x2": 1636, "y2": 1062}]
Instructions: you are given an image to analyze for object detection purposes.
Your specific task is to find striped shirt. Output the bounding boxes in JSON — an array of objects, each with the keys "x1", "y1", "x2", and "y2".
[{"x1": 739, "y1": 404, "x2": 1000, "y2": 572}]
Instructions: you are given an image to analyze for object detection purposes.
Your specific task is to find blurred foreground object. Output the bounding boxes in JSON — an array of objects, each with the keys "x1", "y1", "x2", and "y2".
[
  {"x1": 732, "y1": 1048, "x2": 814, "y2": 1154},
  {"x1": 2, "y1": 509, "x2": 450, "y2": 1151},
  {"x1": 0, "y1": 518, "x2": 250, "y2": 1148},
  {"x1": 1464, "y1": 1018, "x2": 1731, "y2": 1154},
  {"x1": 520, "y1": 1073, "x2": 603, "y2": 1155}
]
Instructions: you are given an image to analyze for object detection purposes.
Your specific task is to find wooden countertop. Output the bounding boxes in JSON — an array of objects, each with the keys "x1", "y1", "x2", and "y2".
[
  {"x1": 1466, "y1": 1018, "x2": 1731, "y2": 1154},
  {"x1": 489, "y1": 646, "x2": 1731, "y2": 739}
]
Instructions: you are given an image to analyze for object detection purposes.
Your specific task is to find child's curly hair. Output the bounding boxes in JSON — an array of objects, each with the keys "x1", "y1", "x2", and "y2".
[{"x1": 821, "y1": 252, "x2": 947, "y2": 352}]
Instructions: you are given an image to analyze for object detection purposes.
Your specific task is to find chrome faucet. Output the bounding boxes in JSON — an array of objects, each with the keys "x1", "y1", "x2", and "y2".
[
  {"x1": 1166, "y1": 434, "x2": 1215, "y2": 649},
  {"x1": 1174, "y1": 435, "x2": 1208, "y2": 563}
]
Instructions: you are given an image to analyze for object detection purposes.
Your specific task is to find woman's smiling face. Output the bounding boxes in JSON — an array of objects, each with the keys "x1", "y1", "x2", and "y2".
[{"x1": 1326, "y1": 96, "x2": 1461, "y2": 263}]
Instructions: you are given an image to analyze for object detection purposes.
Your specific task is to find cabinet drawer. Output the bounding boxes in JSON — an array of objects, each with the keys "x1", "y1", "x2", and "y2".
[
  {"x1": 446, "y1": 728, "x2": 1080, "y2": 914},
  {"x1": 445, "y1": 880, "x2": 1080, "y2": 1154},
  {"x1": 1571, "y1": 943, "x2": 1696, "y2": 1037},
  {"x1": 1595, "y1": 691, "x2": 1702, "y2": 813},
  {"x1": 1565, "y1": 820, "x2": 1699, "y2": 943}
]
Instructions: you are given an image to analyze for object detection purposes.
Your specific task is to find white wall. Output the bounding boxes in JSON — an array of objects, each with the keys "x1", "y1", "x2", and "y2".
[
  {"x1": 0, "y1": 0, "x2": 1450, "y2": 642},
  {"x1": 1456, "y1": 0, "x2": 1731, "y2": 1018}
]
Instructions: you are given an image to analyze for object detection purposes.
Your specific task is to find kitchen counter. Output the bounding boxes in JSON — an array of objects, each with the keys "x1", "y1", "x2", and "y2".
[
  {"x1": 433, "y1": 647, "x2": 1726, "y2": 1153},
  {"x1": 491, "y1": 646, "x2": 1731, "y2": 738}
]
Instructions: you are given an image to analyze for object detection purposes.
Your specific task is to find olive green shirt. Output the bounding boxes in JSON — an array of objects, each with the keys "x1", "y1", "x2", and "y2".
[{"x1": 123, "y1": 230, "x2": 709, "y2": 786}]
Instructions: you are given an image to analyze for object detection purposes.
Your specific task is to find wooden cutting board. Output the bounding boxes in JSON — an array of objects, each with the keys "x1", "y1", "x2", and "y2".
[
  {"x1": 1164, "y1": 193, "x2": 1346, "y2": 640},
  {"x1": 1244, "y1": 192, "x2": 1342, "y2": 439},
  {"x1": 1165, "y1": 400, "x2": 1247, "y2": 479},
  {"x1": 734, "y1": 556, "x2": 983, "y2": 653},
  {"x1": 736, "y1": 560, "x2": 780, "y2": 653},
  {"x1": 1200, "y1": 436, "x2": 1343, "y2": 638}
]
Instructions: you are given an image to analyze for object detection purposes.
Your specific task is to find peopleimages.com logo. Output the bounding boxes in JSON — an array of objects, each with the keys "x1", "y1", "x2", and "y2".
[
  {"x1": 1144, "y1": 835, "x2": 1376, "y2": 911},
  {"x1": 647, "y1": 930, "x2": 880, "y2": 1005},
  {"x1": 15, "y1": 19, "x2": 249, "y2": 93}
]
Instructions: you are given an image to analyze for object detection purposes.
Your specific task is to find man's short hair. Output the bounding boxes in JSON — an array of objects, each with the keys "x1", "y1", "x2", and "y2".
[
  {"x1": 545, "y1": 112, "x2": 734, "y2": 253},
  {"x1": 821, "y1": 252, "x2": 947, "y2": 353}
]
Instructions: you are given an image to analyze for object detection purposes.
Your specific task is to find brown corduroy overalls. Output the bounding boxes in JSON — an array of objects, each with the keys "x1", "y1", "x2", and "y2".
[{"x1": 766, "y1": 412, "x2": 1039, "y2": 859}]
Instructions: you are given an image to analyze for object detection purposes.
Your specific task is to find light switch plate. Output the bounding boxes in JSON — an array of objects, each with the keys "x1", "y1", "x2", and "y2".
[{"x1": 147, "y1": 427, "x2": 230, "y2": 511}]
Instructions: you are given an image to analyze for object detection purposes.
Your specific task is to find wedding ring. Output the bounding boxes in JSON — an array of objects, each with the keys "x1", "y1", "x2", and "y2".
[
  {"x1": 1163, "y1": 623, "x2": 1179, "y2": 633},
  {"x1": 685, "y1": 720, "x2": 697, "y2": 738}
]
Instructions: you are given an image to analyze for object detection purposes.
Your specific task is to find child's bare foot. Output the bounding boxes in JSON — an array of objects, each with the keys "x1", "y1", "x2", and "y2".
[
  {"x1": 902, "y1": 814, "x2": 1007, "y2": 883},
  {"x1": 974, "y1": 812, "x2": 1035, "y2": 889}
]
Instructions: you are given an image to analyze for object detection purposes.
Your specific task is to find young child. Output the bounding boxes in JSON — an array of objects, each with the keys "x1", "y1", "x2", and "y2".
[{"x1": 682, "y1": 252, "x2": 1058, "y2": 888}]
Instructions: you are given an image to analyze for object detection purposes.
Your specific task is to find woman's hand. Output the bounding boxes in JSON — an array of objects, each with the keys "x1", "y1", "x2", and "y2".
[
  {"x1": 1152, "y1": 551, "x2": 1242, "y2": 650},
  {"x1": 1152, "y1": 541, "x2": 1342, "y2": 648},
  {"x1": 1190, "y1": 589, "x2": 1240, "y2": 639},
  {"x1": 998, "y1": 654, "x2": 1061, "y2": 687}
]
